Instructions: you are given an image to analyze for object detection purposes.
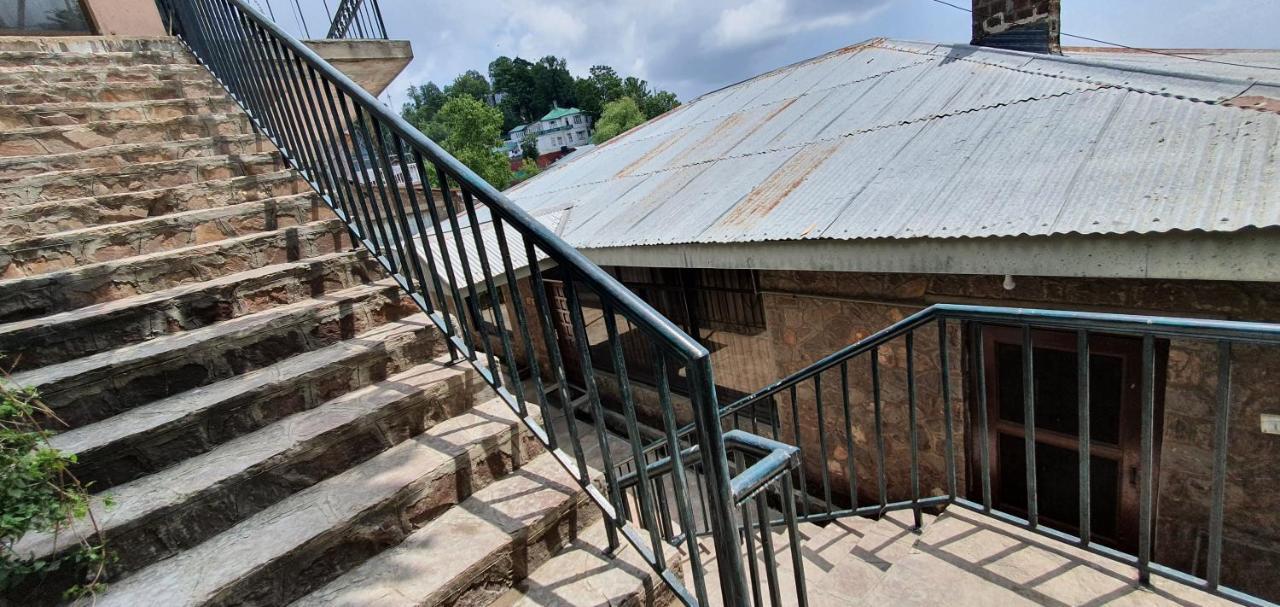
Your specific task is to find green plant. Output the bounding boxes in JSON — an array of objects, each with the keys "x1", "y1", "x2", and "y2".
[
  {"x1": 592, "y1": 97, "x2": 647, "y2": 144},
  {"x1": 0, "y1": 370, "x2": 108, "y2": 600}
]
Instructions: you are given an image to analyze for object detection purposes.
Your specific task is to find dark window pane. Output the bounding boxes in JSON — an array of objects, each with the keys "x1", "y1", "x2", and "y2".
[
  {"x1": 995, "y1": 434, "x2": 1121, "y2": 543},
  {"x1": 0, "y1": 0, "x2": 90, "y2": 33},
  {"x1": 995, "y1": 339, "x2": 1125, "y2": 445}
]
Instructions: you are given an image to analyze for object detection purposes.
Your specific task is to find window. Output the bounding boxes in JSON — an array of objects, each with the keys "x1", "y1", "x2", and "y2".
[
  {"x1": 0, "y1": 0, "x2": 92, "y2": 34},
  {"x1": 574, "y1": 115, "x2": 582, "y2": 124},
  {"x1": 968, "y1": 326, "x2": 1166, "y2": 552}
]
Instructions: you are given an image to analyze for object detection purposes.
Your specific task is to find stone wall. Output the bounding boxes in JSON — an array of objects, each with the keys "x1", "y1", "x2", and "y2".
[{"x1": 759, "y1": 270, "x2": 1280, "y2": 601}]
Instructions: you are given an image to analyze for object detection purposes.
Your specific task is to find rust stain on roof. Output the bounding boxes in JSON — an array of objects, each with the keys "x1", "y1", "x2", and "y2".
[
  {"x1": 715, "y1": 140, "x2": 839, "y2": 229},
  {"x1": 734, "y1": 97, "x2": 800, "y2": 146},
  {"x1": 614, "y1": 135, "x2": 681, "y2": 178},
  {"x1": 1224, "y1": 95, "x2": 1280, "y2": 114},
  {"x1": 664, "y1": 111, "x2": 749, "y2": 168}
]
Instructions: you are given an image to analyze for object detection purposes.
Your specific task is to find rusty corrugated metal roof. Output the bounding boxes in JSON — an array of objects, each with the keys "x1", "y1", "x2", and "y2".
[{"x1": 504, "y1": 39, "x2": 1280, "y2": 250}]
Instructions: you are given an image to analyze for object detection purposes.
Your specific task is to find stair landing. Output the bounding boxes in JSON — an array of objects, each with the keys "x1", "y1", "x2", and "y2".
[{"x1": 724, "y1": 507, "x2": 1236, "y2": 606}]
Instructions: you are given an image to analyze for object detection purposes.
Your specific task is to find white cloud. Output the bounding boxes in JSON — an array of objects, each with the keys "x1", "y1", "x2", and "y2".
[{"x1": 709, "y1": 0, "x2": 789, "y2": 49}]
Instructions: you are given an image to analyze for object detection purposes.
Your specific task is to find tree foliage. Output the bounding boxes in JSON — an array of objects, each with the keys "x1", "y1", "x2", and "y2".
[
  {"x1": 434, "y1": 96, "x2": 513, "y2": 190},
  {"x1": 443, "y1": 70, "x2": 491, "y2": 103},
  {"x1": 592, "y1": 97, "x2": 647, "y2": 144}
]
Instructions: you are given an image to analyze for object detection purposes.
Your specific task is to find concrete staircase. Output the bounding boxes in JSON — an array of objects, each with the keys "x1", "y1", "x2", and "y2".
[{"x1": 0, "y1": 37, "x2": 668, "y2": 607}]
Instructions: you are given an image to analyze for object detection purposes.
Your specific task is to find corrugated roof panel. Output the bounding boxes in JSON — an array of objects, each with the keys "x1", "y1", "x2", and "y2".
[{"x1": 505, "y1": 39, "x2": 1280, "y2": 250}]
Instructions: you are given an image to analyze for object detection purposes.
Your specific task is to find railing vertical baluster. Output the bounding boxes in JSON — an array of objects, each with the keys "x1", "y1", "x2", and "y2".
[
  {"x1": 1207, "y1": 341, "x2": 1232, "y2": 590},
  {"x1": 738, "y1": 452, "x2": 763, "y2": 607},
  {"x1": 300, "y1": 64, "x2": 361, "y2": 241},
  {"x1": 840, "y1": 360, "x2": 857, "y2": 510},
  {"x1": 907, "y1": 330, "x2": 922, "y2": 529},
  {"x1": 524, "y1": 239, "x2": 584, "y2": 471},
  {"x1": 332, "y1": 70, "x2": 394, "y2": 259},
  {"x1": 1077, "y1": 329, "x2": 1091, "y2": 547},
  {"x1": 460, "y1": 190, "x2": 521, "y2": 394},
  {"x1": 789, "y1": 384, "x2": 808, "y2": 518},
  {"x1": 369, "y1": 125, "x2": 432, "y2": 301},
  {"x1": 688, "y1": 355, "x2": 748, "y2": 606},
  {"x1": 814, "y1": 372, "x2": 833, "y2": 515},
  {"x1": 604, "y1": 307, "x2": 664, "y2": 570},
  {"x1": 491, "y1": 218, "x2": 539, "y2": 412},
  {"x1": 415, "y1": 154, "x2": 472, "y2": 353},
  {"x1": 939, "y1": 319, "x2": 956, "y2": 502},
  {"x1": 354, "y1": 106, "x2": 409, "y2": 276},
  {"x1": 434, "y1": 168, "x2": 496, "y2": 371},
  {"x1": 871, "y1": 348, "x2": 887, "y2": 510},
  {"x1": 756, "y1": 491, "x2": 783, "y2": 607},
  {"x1": 271, "y1": 39, "x2": 341, "y2": 214},
  {"x1": 390, "y1": 138, "x2": 447, "y2": 314},
  {"x1": 1138, "y1": 334, "x2": 1155, "y2": 585},
  {"x1": 781, "y1": 473, "x2": 809, "y2": 607},
  {"x1": 317, "y1": 78, "x2": 378, "y2": 250},
  {"x1": 562, "y1": 278, "x2": 623, "y2": 550},
  {"x1": 1022, "y1": 325, "x2": 1038, "y2": 527},
  {"x1": 974, "y1": 324, "x2": 993, "y2": 512}
]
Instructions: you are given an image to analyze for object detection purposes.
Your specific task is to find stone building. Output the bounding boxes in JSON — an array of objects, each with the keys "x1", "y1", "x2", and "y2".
[{"x1": 497, "y1": 1, "x2": 1280, "y2": 601}]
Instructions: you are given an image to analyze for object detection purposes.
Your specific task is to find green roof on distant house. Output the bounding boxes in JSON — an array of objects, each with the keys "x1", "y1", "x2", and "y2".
[{"x1": 539, "y1": 106, "x2": 582, "y2": 122}]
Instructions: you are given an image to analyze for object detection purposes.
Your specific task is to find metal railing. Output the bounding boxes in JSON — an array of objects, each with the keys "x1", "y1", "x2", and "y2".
[
  {"x1": 154, "y1": 0, "x2": 766, "y2": 604},
  {"x1": 696, "y1": 304, "x2": 1280, "y2": 607},
  {"x1": 324, "y1": 0, "x2": 384, "y2": 40},
  {"x1": 242, "y1": 0, "x2": 386, "y2": 39}
]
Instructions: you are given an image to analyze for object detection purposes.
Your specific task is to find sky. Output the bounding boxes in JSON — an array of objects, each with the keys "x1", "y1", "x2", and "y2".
[{"x1": 266, "y1": 0, "x2": 1280, "y2": 111}]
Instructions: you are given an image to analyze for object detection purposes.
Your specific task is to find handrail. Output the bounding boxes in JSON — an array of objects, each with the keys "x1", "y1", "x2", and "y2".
[{"x1": 155, "y1": 1, "x2": 746, "y2": 605}]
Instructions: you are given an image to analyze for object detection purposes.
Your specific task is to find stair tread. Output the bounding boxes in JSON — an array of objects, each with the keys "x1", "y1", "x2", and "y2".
[
  {"x1": 8, "y1": 277, "x2": 396, "y2": 390},
  {"x1": 0, "y1": 132, "x2": 268, "y2": 175},
  {"x1": 491, "y1": 519, "x2": 677, "y2": 607},
  {"x1": 293, "y1": 451, "x2": 586, "y2": 607},
  {"x1": 0, "y1": 150, "x2": 277, "y2": 189},
  {"x1": 0, "y1": 192, "x2": 314, "y2": 251},
  {"x1": 19, "y1": 353, "x2": 467, "y2": 559},
  {"x1": 0, "y1": 249, "x2": 362, "y2": 338},
  {"x1": 46, "y1": 313, "x2": 436, "y2": 458},
  {"x1": 92, "y1": 396, "x2": 530, "y2": 607}
]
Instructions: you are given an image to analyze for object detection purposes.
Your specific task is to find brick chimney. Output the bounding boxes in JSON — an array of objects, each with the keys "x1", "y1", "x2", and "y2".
[{"x1": 971, "y1": 0, "x2": 1061, "y2": 54}]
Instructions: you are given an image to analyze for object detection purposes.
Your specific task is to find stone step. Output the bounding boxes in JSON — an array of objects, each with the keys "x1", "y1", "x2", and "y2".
[
  {"x1": 0, "y1": 63, "x2": 213, "y2": 86},
  {"x1": 0, "y1": 192, "x2": 323, "y2": 279},
  {"x1": 7, "y1": 278, "x2": 412, "y2": 429},
  {"x1": 0, "y1": 169, "x2": 310, "y2": 238},
  {"x1": 17, "y1": 359, "x2": 485, "y2": 606},
  {"x1": 293, "y1": 451, "x2": 594, "y2": 607},
  {"x1": 0, "y1": 217, "x2": 345, "y2": 323},
  {"x1": 0, "y1": 151, "x2": 281, "y2": 207},
  {"x1": 0, "y1": 132, "x2": 272, "y2": 179},
  {"x1": 89, "y1": 397, "x2": 542, "y2": 607},
  {"x1": 0, "y1": 78, "x2": 224, "y2": 105},
  {"x1": 0, "y1": 36, "x2": 189, "y2": 55},
  {"x1": 0, "y1": 249, "x2": 376, "y2": 371},
  {"x1": 0, "y1": 113, "x2": 254, "y2": 159},
  {"x1": 50, "y1": 313, "x2": 450, "y2": 489},
  {"x1": 490, "y1": 519, "x2": 680, "y2": 607},
  {"x1": 0, "y1": 96, "x2": 240, "y2": 130}
]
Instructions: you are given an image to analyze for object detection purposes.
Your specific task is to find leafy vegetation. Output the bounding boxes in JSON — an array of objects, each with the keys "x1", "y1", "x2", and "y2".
[
  {"x1": 592, "y1": 97, "x2": 647, "y2": 144},
  {"x1": 434, "y1": 96, "x2": 513, "y2": 190},
  {"x1": 0, "y1": 374, "x2": 108, "y2": 600}
]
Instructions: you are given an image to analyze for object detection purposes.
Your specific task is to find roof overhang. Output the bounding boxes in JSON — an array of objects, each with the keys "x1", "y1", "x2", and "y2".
[{"x1": 577, "y1": 230, "x2": 1280, "y2": 283}]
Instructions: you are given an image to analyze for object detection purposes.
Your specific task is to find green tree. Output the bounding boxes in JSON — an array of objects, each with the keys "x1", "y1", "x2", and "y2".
[
  {"x1": 641, "y1": 90, "x2": 680, "y2": 119},
  {"x1": 592, "y1": 97, "x2": 647, "y2": 144},
  {"x1": 443, "y1": 70, "x2": 492, "y2": 103},
  {"x1": 530, "y1": 56, "x2": 577, "y2": 118},
  {"x1": 401, "y1": 82, "x2": 447, "y2": 131},
  {"x1": 520, "y1": 131, "x2": 539, "y2": 160},
  {"x1": 435, "y1": 96, "x2": 513, "y2": 189}
]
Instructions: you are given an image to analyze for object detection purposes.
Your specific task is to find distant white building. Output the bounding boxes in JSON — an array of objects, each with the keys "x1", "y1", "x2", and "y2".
[{"x1": 507, "y1": 105, "x2": 593, "y2": 162}]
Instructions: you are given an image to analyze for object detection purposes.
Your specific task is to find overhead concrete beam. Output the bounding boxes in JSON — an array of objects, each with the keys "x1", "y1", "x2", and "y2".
[{"x1": 302, "y1": 39, "x2": 413, "y2": 97}]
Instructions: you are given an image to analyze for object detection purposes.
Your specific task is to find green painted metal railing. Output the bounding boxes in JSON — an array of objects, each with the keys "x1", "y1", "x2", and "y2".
[{"x1": 152, "y1": 0, "x2": 793, "y2": 604}]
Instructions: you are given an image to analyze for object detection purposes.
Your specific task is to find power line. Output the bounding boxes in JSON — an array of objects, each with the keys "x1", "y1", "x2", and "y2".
[{"x1": 925, "y1": 0, "x2": 1280, "y2": 72}]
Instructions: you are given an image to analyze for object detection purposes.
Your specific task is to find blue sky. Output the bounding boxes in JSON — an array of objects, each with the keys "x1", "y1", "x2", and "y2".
[{"x1": 265, "y1": 0, "x2": 1280, "y2": 109}]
